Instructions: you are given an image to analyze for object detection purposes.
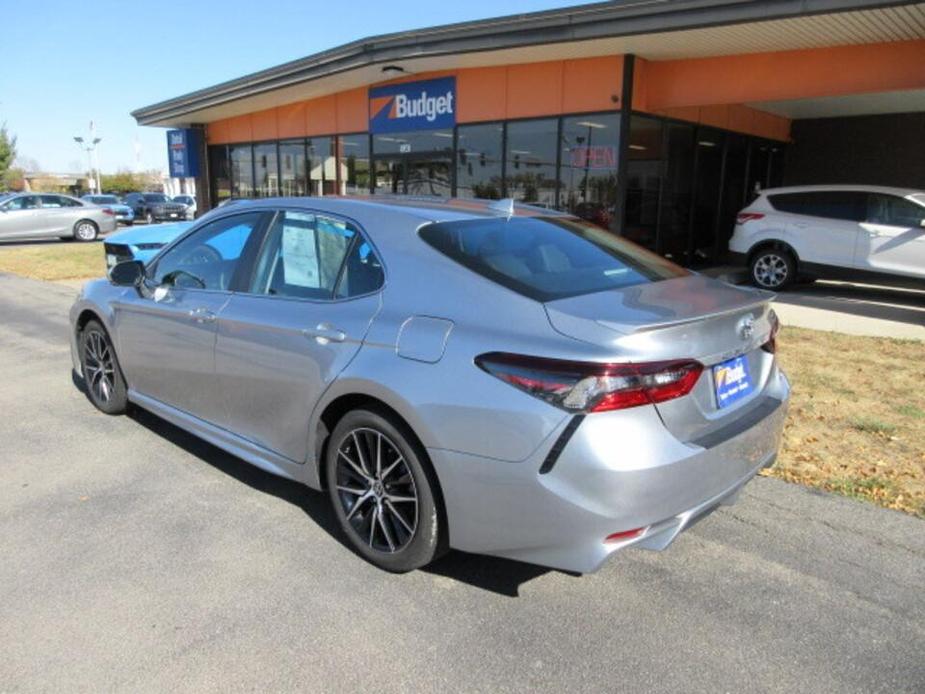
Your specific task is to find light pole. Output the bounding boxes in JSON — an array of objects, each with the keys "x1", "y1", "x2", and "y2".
[{"x1": 73, "y1": 125, "x2": 102, "y2": 194}]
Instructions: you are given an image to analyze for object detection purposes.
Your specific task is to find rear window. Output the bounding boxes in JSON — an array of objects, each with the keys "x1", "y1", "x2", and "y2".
[
  {"x1": 419, "y1": 216, "x2": 688, "y2": 302},
  {"x1": 768, "y1": 191, "x2": 865, "y2": 222}
]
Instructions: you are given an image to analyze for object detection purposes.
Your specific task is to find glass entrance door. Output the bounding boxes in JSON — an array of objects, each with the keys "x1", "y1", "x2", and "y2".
[{"x1": 374, "y1": 153, "x2": 452, "y2": 196}]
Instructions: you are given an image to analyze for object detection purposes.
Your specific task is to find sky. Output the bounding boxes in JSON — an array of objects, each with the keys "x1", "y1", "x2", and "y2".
[{"x1": 0, "y1": 0, "x2": 581, "y2": 175}]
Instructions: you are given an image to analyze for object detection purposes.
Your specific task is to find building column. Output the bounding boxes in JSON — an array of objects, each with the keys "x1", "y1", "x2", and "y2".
[
  {"x1": 191, "y1": 124, "x2": 210, "y2": 215},
  {"x1": 611, "y1": 54, "x2": 635, "y2": 236}
]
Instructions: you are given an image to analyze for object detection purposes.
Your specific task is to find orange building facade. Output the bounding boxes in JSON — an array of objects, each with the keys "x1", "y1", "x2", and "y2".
[{"x1": 133, "y1": 2, "x2": 924, "y2": 265}]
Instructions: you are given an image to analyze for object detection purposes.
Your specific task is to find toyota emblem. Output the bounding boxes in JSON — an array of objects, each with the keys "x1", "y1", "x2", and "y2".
[{"x1": 737, "y1": 315, "x2": 755, "y2": 341}]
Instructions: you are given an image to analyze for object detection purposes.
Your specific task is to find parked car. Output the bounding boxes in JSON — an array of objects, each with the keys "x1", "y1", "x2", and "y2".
[
  {"x1": 123, "y1": 192, "x2": 188, "y2": 224},
  {"x1": 70, "y1": 197, "x2": 789, "y2": 574},
  {"x1": 82, "y1": 194, "x2": 135, "y2": 226},
  {"x1": 103, "y1": 221, "x2": 193, "y2": 270},
  {"x1": 0, "y1": 193, "x2": 116, "y2": 242},
  {"x1": 730, "y1": 185, "x2": 925, "y2": 289},
  {"x1": 173, "y1": 194, "x2": 197, "y2": 219}
]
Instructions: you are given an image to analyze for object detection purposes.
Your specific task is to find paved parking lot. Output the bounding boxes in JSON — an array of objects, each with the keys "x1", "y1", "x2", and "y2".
[{"x1": 1, "y1": 272, "x2": 923, "y2": 693}]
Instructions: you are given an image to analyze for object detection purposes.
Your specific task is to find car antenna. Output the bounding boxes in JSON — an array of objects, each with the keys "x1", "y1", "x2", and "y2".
[{"x1": 488, "y1": 198, "x2": 515, "y2": 220}]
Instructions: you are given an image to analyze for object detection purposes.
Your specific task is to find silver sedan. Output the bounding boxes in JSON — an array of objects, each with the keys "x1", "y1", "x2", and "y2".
[
  {"x1": 0, "y1": 192, "x2": 117, "y2": 242},
  {"x1": 68, "y1": 197, "x2": 789, "y2": 574}
]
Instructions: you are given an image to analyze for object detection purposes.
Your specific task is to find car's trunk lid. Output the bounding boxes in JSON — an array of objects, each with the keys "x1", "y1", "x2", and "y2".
[{"x1": 544, "y1": 274, "x2": 779, "y2": 443}]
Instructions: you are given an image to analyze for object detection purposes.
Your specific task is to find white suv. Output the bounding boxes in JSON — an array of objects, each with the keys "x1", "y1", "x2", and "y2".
[{"x1": 729, "y1": 185, "x2": 925, "y2": 290}]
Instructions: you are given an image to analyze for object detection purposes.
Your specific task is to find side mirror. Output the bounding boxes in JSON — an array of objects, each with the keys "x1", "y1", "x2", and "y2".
[{"x1": 109, "y1": 259, "x2": 145, "y2": 287}]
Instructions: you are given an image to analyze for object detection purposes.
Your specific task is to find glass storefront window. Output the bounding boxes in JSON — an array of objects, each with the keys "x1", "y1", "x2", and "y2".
[
  {"x1": 253, "y1": 142, "x2": 279, "y2": 197},
  {"x1": 208, "y1": 145, "x2": 231, "y2": 206},
  {"x1": 624, "y1": 116, "x2": 663, "y2": 249},
  {"x1": 560, "y1": 114, "x2": 619, "y2": 227},
  {"x1": 337, "y1": 134, "x2": 370, "y2": 195},
  {"x1": 505, "y1": 119, "x2": 558, "y2": 208},
  {"x1": 230, "y1": 144, "x2": 254, "y2": 198},
  {"x1": 689, "y1": 128, "x2": 725, "y2": 263},
  {"x1": 308, "y1": 136, "x2": 335, "y2": 195},
  {"x1": 657, "y1": 122, "x2": 695, "y2": 261},
  {"x1": 279, "y1": 140, "x2": 307, "y2": 196},
  {"x1": 456, "y1": 123, "x2": 503, "y2": 199},
  {"x1": 372, "y1": 130, "x2": 453, "y2": 156}
]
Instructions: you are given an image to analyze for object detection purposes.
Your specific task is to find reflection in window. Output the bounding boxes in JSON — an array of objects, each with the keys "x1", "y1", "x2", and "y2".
[
  {"x1": 560, "y1": 114, "x2": 619, "y2": 228},
  {"x1": 657, "y1": 122, "x2": 695, "y2": 261},
  {"x1": 505, "y1": 119, "x2": 558, "y2": 208},
  {"x1": 153, "y1": 212, "x2": 264, "y2": 291},
  {"x1": 230, "y1": 144, "x2": 254, "y2": 198},
  {"x1": 456, "y1": 123, "x2": 503, "y2": 199},
  {"x1": 337, "y1": 135, "x2": 370, "y2": 195},
  {"x1": 308, "y1": 137, "x2": 334, "y2": 196},
  {"x1": 254, "y1": 143, "x2": 279, "y2": 197},
  {"x1": 279, "y1": 140, "x2": 307, "y2": 196},
  {"x1": 624, "y1": 116, "x2": 663, "y2": 250}
]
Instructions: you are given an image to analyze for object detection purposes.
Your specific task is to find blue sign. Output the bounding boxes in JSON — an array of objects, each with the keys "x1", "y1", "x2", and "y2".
[
  {"x1": 713, "y1": 355, "x2": 754, "y2": 409},
  {"x1": 369, "y1": 77, "x2": 456, "y2": 134},
  {"x1": 166, "y1": 128, "x2": 201, "y2": 178}
]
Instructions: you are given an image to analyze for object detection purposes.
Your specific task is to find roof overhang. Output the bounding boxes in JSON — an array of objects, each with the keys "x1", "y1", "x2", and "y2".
[{"x1": 132, "y1": 0, "x2": 922, "y2": 127}]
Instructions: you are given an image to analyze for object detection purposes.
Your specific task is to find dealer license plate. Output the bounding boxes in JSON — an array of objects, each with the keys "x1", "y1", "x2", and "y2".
[{"x1": 713, "y1": 355, "x2": 753, "y2": 409}]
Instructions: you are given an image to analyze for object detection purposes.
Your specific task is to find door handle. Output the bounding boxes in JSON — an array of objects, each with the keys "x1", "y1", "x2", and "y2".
[
  {"x1": 302, "y1": 322, "x2": 347, "y2": 344},
  {"x1": 188, "y1": 307, "x2": 216, "y2": 324}
]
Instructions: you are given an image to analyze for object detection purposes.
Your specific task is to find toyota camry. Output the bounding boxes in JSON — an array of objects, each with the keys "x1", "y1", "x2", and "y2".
[{"x1": 69, "y1": 197, "x2": 789, "y2": 573}]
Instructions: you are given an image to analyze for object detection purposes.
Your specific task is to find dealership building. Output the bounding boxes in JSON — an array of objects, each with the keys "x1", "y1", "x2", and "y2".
[{"x1": 134, "y1": 0, "x2": 925, "y2": 265}]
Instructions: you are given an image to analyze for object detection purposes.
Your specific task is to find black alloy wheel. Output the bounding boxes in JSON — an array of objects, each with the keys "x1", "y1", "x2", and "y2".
[
  {"x1": 79, "y1": 320, "x2": 128, "y2": 414},
  {"x1": 326, "y1": 409, "x2": 443, "y2": 572}
]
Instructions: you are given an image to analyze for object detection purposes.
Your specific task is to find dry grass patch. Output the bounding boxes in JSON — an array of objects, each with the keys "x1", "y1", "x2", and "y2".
[
  {"x1": 0, "y1": 243, "x2": 105, "y2": 281},
  {"x1": 766, "y1": 326, "x2": 925, "y2": 518}
]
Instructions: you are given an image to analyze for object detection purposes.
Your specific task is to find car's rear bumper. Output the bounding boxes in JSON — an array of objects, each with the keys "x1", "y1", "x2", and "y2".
[{"x1": 430, "y1": 367, "x2": 790, "y2": 573}]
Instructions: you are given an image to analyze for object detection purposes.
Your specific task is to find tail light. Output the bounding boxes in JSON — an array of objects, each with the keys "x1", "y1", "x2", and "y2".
[
  {"x1": 736, "y1": 212, "x2": 765, "y2": 224},
  {"x1": 475, "y1": 353, "x2": 703, "y2": 413},
  {"x1": 762, "y1": 309, "x2": 781, "y2": 354},
  {"x1": 101, "y1": 207, "x2": 115, "y2": 216}
]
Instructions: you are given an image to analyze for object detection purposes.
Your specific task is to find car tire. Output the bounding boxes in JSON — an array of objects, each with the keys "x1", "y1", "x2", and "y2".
[
  {"x1": 79, "y1": 320, "x2": 128, "y2": 415},
  {"x1": 144, "y1": 211, "x2": 154, "y2": 224},
  {"x1": 73, "y1": 220, "x2": 98, "y2": 242},
  {"x1": 750, "y1": 248, "x2": 795, "y2": 290},
  {"x1": 326, "y1": 408, "x2": 444, "y2": 573}
]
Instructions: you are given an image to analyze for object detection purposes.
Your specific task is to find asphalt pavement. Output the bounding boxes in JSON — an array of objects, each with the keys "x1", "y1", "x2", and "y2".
[{"x1": 1, "y1": 272, "x2": 923, "y2": 693}]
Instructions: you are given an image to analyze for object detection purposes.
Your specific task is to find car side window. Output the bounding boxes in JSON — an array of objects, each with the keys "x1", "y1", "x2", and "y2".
[
  {"x1": 335, "y1": 238, "x2": 384, "y2": 299},
  {"x1": 248, "y1": 211, "x2": 359, "y2": 300},
  {"x1": 151, "y1": 212, "x2": 265, "y2": 291},
  {"x1": 6, "y1": 195, "x2": 39, "y2": 210},
  {"x1": 769, "y1": 192, "x2": 865, "y2": 222},
  {"x1": 39, "y1": 195, "x2": 64, "y2": 209},
  {"x1": 867, "y1": 194, "x2": 925, "y2": 228}
]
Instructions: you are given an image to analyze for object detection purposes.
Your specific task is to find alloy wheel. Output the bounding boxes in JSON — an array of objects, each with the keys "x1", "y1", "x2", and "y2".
[
  {"x1": 753, "y1": 253, "x2": 788, "y2": 288},
  {"x1": 83, "y1": 330, "x2": 115, "y2": 404},
  {"x1": 75, "y1": 222, "x2": 96, "y2": 241},
  {"x1": 334, "y1": 427, "x2": 418, "y2": 553}
]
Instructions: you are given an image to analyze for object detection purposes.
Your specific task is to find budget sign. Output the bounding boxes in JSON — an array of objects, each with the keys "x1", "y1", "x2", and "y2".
[
  {"x1": 369, "y1": 77, "x2": 456, "y2": 134},
  {"x1": 166, "y1": 129, "x2": 201, "y2": 178}
]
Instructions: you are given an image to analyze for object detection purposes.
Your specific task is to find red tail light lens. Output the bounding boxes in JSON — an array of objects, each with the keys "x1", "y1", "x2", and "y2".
[
  {"x1": 475, "y1": 353, "x2": 703, "y2": 413},
  {"x1": 736, "y1": 212, "x2": 765, "y2": 224},
  {"x1": 101, "y1": 207, "x2": 115, "y2": 216},
  {"x1": 762, "y1": 308, "x2": 781, "y2": 354}
]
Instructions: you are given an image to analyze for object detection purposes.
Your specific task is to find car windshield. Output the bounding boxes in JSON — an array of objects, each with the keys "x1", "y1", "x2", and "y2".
[
  {"x1": 143, "y1": 194, "x2": 169, "y2": 203},
  {"x1": 419, "y1": 216, "x2": 689, "y2": 302}
]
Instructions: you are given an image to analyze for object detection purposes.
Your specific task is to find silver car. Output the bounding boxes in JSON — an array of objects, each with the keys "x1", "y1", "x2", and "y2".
[
  {"x1": 0, "y1": 192, "x2": 117, "y2": 242},
  {"x1": 69, "y1": 197, "x2": 789, "y2": 574}
]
